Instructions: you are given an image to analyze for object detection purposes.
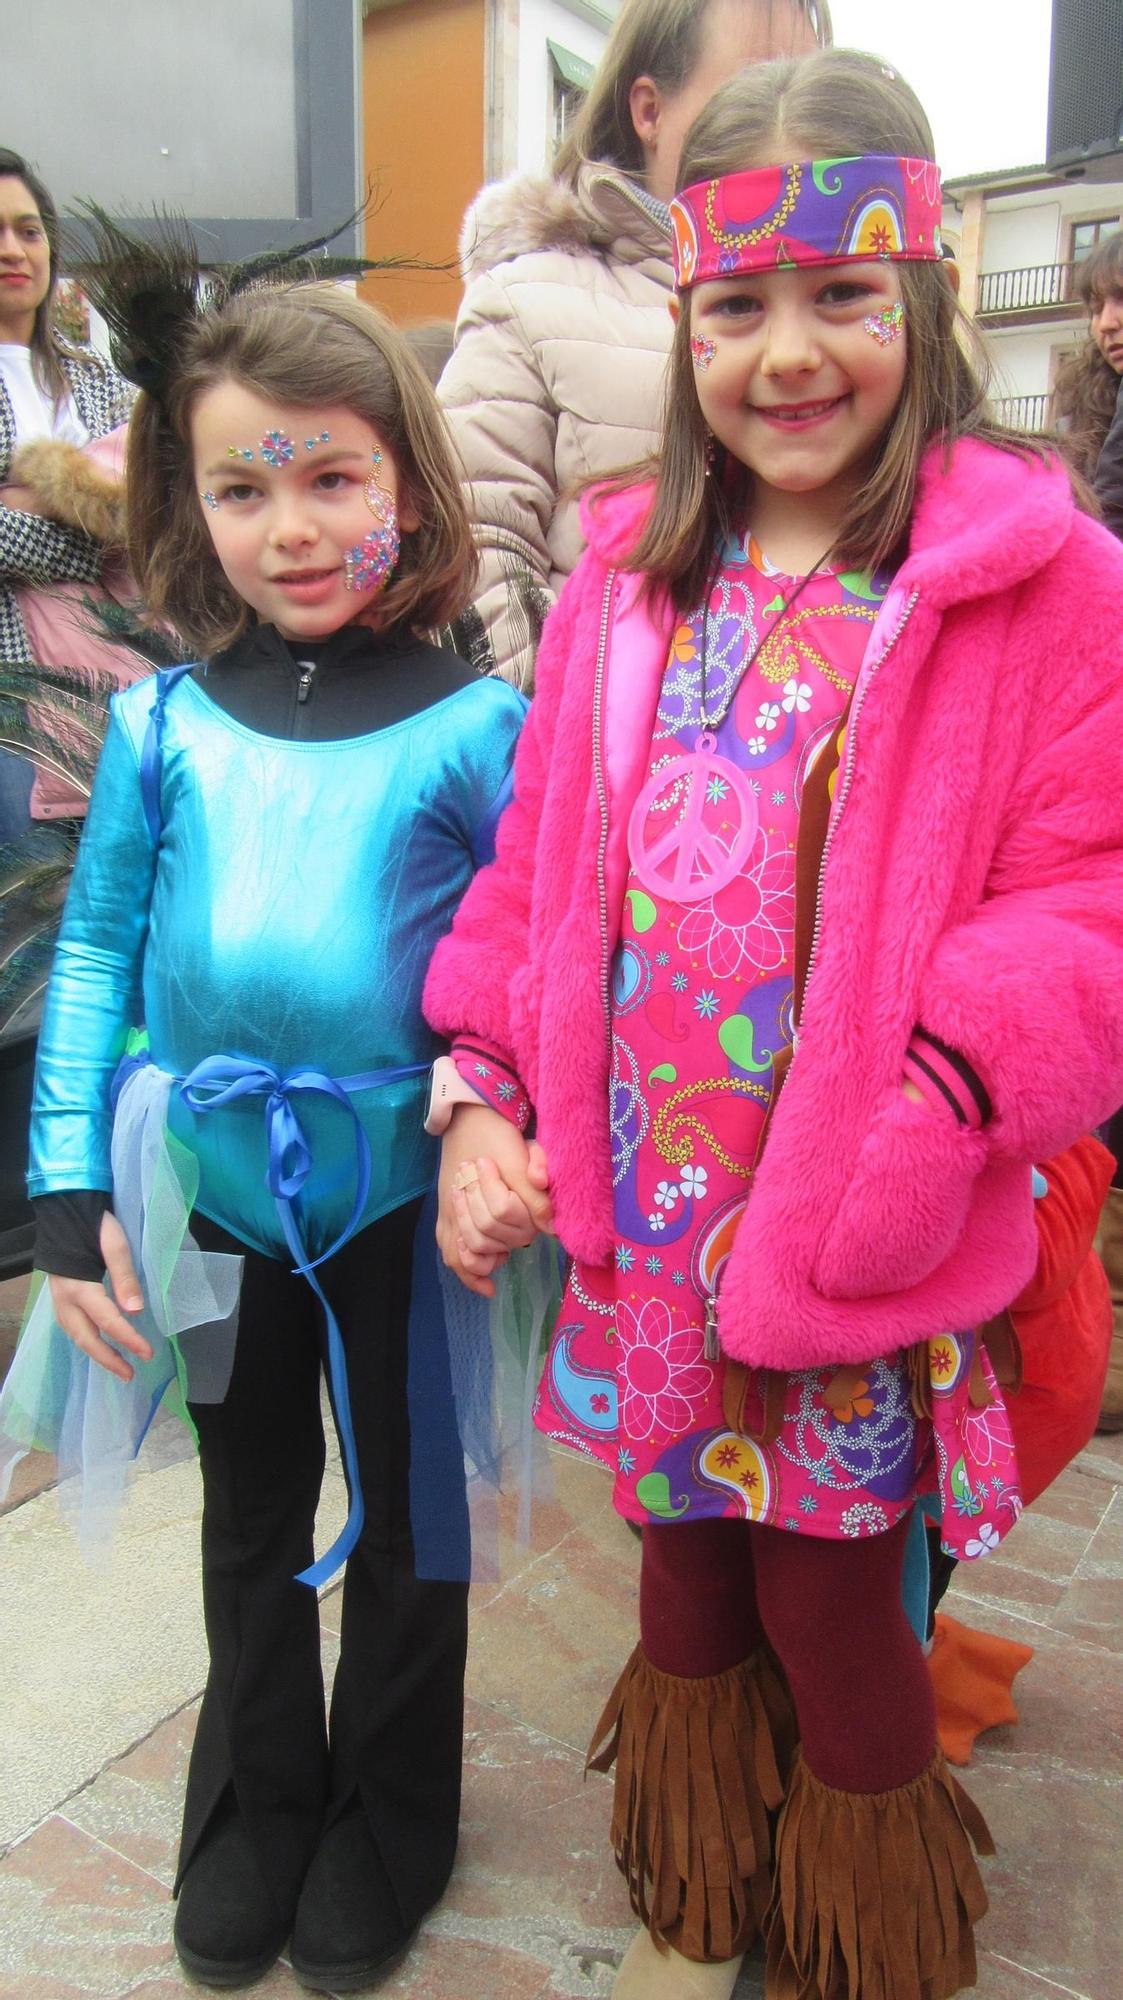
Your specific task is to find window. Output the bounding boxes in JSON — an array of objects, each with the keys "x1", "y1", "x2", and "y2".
[
  {"x1": 553, "y1": 73, "x2": 584, "y2": 150},
  {"x1": 1070, "y1": 215, "x2": 1121, "y2": 265},
  {"x1": 549, "y1": 41, "x2": 595, "y2": 156}
]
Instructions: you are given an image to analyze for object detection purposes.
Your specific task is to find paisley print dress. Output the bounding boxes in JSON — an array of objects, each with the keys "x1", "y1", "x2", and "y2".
[{"x1": 533, "y1": 535, "x2": 1021, "y2": 1557}]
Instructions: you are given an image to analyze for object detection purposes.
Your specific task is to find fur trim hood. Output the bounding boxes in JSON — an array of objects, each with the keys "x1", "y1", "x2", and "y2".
[
  {"x1": 459, "y1": 161, "x2": 671, "y2": 284},
  {"x1": 578, "y1": 438, "x2": 1077, "y2": 596}
]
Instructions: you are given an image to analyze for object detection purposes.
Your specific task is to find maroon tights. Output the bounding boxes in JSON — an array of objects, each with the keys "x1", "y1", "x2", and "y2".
[{"x1": 639, "y1": 1514, "x2": 936, "y2": 1794}]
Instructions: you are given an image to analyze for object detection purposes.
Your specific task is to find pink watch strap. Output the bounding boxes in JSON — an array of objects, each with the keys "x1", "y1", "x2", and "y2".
[{"x1": 450, "y1": 1037, "x2": 531, "y2": 1131}]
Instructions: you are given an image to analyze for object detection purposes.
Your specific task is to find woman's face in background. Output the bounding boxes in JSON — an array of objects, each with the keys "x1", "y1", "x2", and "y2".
[
  {"x1": 1090, "y1": 289, "x2": 1123, "y2": 375},
  {"x1": 0, "y1": 176, "x2": 51, "y2": 344},
  {"x1": 631, "y1": 0, "x2": 819, "y2": 203}
]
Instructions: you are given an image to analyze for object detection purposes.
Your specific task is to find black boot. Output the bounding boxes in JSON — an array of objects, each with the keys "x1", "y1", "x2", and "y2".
[
  {"x1": 289, "y1": 1799, "x2": 421, "y2": 1992},
  {"x1": 173, "y1": 1795, "x2": 293, "y2": 1989}
]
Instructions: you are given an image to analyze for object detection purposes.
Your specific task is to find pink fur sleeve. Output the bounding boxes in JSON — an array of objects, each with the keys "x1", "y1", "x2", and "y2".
[
  {"x1": 916, "y1": 658, "x2": 1123, "y2": 1164},
  {"x1": 423, "y1": 575, "x2": 577, "y2": 1053}
]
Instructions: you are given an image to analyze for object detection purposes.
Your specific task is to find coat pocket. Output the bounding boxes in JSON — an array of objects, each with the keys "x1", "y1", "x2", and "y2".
[{"x1": 811, "y1": 1092, "x2": 988, "y2": 1301}]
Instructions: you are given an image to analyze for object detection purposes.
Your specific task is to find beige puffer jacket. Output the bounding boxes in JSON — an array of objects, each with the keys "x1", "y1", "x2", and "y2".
[{"x1": 438, "y1": 162, "x2": 673, "y2": 688}]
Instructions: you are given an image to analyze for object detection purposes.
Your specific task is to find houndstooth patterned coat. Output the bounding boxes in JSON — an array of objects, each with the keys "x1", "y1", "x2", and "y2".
[{"x1": 0, "y1": 344, "x2": 133, "y2": 661}]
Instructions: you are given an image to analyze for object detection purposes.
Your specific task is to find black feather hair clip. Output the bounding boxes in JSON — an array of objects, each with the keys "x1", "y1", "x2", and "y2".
[
  {"x1": 65, "y1": 200, "x2": 451, "y2": 409},
  {"x1": 67, "y1": 205, "x2": 200, "y2": 403}
]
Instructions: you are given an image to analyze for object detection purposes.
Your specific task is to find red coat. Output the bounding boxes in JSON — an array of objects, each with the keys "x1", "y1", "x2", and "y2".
[{"x1": 1006, "y1": 1137, "x2": 1114, "y2": 1505}]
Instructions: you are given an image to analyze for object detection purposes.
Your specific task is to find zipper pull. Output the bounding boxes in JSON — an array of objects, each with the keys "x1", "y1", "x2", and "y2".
[
  {"x1": 703, "y1": 1292, "x2": 720, "y2": 1362},
  {"x1": 296, "y1": 662, "x2": 315, "y2": 703}
]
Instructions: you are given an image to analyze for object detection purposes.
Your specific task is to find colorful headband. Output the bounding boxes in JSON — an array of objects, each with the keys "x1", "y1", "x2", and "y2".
[{"x1": 669, "y1": 154, "x2": 943, "y2": 289}]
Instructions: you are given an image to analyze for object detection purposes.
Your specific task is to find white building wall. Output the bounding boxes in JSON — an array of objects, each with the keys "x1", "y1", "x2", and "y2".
[
  {"x1": 979, "y1": 201, "x2": 1063, "y2": 272},
  {"x1": 983, "y1": 326, "x2": 1058, "y2": 401},
  {"x1": 516, "y1": 0, "x2": 610, "y2": 173},
  {"x1": 950, "y1": 172, "x2": 1123, "y2": 404}
]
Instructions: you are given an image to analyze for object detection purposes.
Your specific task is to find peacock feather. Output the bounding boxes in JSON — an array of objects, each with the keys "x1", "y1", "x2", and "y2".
[
  {"x1": 0, "y1": 659, "x2": 119, "y2": 1043},
  {"x1": 66, "y1": 201, "x2": 453, "y2": 401}
]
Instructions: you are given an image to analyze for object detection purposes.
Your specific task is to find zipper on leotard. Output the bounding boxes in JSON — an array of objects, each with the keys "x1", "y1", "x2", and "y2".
[{"x1": 296, "y1": 661, "x2": 316, "y2": 703}]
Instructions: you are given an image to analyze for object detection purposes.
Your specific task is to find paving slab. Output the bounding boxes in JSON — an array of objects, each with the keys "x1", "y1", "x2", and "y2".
[{"x1": 1, "y1": 1327, "x2": 1119, "y2": 1998}]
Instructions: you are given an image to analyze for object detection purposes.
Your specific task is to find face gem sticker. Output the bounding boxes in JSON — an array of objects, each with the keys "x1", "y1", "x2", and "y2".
[
  {"x1": 304, "y1": 430, "x2": 331, "y2": 449},
  {"x1": 690, "y1": 334, "x2": 716, "y2": 371},
  {"x1": 364, "y1": 447, "x2": 392, "y2": 521},
  {"x1": 260, "y1": 429, "x2": 295, "y2": 466},
  {"x1": 227, "y1": 445, "x2": 255, "y2": 460},
  {"x1": 863, "y1": 302, "x2": 905, "y2": 346},
  {"x1": 344, "y1": 503, "x2": 401, "y2": 595},
  {"x1": 202, "y1": 490, "x2": 219, "y2": 511}
]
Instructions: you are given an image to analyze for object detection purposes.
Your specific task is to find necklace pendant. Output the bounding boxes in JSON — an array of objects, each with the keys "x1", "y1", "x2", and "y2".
[{"x1": 627, "y1": 736, "x2": 760, "y2": 904}]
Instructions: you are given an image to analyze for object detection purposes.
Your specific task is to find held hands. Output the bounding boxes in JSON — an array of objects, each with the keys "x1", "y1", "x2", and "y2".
[
  {"x1": 47, "y1": 1211, "x2": 153, "y2": 1382},
  {"x1": 437, "y1": 1103, "x2": 553, "y2": 1299}
]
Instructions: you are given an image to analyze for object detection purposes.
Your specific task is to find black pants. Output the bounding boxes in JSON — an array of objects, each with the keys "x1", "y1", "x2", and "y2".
[{"x1": 178, "y1": 1196, "x2": 469, "y2": 1926}]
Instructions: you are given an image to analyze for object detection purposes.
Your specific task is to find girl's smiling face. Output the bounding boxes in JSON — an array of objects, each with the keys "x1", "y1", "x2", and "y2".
[
  {"x1": 688, "y1": 259, "x2": 908, "y2": 535},
  {"x1": 191, "y1": 383, "x2": 418, "y2": 641}
]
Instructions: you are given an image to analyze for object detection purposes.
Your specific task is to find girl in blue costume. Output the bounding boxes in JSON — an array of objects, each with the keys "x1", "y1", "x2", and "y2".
[{"x1": 0, "y1": 253, "x2": 530, "y2": 1991}]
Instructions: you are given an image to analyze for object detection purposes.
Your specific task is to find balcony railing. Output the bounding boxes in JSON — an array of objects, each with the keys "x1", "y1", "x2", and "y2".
[
  {"x1": 994, "y1": 393, "x2": 1050, "y2": 432},
  {"x1": 977, "y1": 263, "x2": 1079, "y2": 315}
]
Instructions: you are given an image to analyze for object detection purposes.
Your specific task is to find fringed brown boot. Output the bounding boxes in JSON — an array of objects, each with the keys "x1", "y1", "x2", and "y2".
[
  {"x1": 764, "y1": 1748, "x2": 994, "y2": 2000},
  {"x1": 587, "y1": 1642, "x2": 796, "y2": 1967}
]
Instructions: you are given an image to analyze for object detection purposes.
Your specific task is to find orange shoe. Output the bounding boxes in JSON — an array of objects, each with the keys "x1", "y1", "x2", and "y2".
[{"x1": 928, "y1": 1611, "x2": 1034, "y2": 1765}]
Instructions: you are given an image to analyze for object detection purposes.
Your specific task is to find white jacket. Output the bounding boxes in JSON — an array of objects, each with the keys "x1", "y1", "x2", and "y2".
[{"x1": 438, "y1": 162, "x2": 673, "y2": 687}]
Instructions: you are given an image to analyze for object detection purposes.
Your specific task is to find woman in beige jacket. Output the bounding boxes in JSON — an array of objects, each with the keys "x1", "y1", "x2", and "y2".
[{"x1": 438, "y1": 0, "x2": 831, "y2": 687}]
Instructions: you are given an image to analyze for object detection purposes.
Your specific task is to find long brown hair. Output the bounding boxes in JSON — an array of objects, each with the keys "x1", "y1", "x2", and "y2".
[
  {"x1": 623, "y1": 49, "x2": 1048, "y2": 609},
  {"x1": 1053, "y1": 231, "x2": 1123, "y2": 479},
  {"x1": 553, "y1": 0, "x2": 833, "y2": 186},
  {"x1": 0, "y1": 147, "x2": 68, "y2": 404},
  {"x1": 127, "y1": 284, "x2": 477, "y2": 654}
]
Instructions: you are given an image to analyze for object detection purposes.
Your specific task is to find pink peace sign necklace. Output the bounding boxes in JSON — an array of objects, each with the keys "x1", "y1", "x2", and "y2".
[{"x1": 628, "y1": 543, "x2": 832, "y2": 904}]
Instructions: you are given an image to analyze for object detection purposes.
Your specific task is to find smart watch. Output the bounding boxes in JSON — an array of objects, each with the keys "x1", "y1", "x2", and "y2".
[{"x1": 423, "y1": 1055, "x2": 486, "y2": 1134}]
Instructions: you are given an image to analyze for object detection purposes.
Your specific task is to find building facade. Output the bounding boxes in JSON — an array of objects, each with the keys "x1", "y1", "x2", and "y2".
[
  {"x1": 943, "y1": 164, "x2": 1123, "y2": 429},
  {"x1": 360, "y1": 0, "x2": 613, "y2": 326}
]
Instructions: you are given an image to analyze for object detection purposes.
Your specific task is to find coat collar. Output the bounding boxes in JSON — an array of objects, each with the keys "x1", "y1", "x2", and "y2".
[
  {"x1": 578, "y1": 438, "x2": 1077, "y2": 606},
  {"x1": 459, "y1": 162, "x2": 670, "y2": 284},
  {"x1": 901, "y1": 436, "x2": 1074, "y2": 608}
]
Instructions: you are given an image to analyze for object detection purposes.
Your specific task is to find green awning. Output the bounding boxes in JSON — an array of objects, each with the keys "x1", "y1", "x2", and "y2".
[{"x1": 548, "y1": 40, "x2": 595, "y2": 93}]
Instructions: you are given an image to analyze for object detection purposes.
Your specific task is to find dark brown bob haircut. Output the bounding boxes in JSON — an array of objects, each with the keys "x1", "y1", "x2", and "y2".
[
  {"x1": 126, "y1": 283, "x2": 477, "y2": 655},
  {"x1": 625, "y1": 48, "x2": 1045, "y2": 611}
]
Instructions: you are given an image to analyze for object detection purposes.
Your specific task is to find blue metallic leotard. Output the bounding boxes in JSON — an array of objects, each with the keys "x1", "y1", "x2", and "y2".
[{"x1": 29, "y1": 668, "x2": 526, "y2": 1259}]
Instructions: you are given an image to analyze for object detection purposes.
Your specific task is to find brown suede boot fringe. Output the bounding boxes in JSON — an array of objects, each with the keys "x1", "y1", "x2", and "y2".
[
  {"x1": 587, "y1": 1644, "x2": 795, "y2": 1962},
  {"x1": 765, "y1": 1749, "x2": 995, "y2": 2000}
]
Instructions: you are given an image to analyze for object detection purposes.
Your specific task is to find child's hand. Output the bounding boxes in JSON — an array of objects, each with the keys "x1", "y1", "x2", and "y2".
[
  {"x1": 47, "y1": 1211, "x2": 152, "y2": 1382},
  {"x1": 437, "y1": 1104, "x2": 552, "y2": 1298}
]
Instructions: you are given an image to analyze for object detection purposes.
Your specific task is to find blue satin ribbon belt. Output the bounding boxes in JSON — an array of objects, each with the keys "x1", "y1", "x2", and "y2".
[{"x1": 179, "y1": 1052, "x2": 428, "y2": 1587}]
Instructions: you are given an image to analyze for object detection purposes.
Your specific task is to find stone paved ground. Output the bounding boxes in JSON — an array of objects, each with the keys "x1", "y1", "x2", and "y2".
[{"x1": 1, "y1": 1269, "x2": 1120, "y2": 2000}]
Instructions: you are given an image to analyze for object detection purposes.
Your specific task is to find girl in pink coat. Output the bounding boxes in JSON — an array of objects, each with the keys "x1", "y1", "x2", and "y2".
[{"x1": 425, "y1": 50, "x2": 1123, "y2": 2000}]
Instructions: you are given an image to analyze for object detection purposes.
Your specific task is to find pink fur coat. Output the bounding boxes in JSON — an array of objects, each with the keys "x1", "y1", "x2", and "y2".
[{"x1": 425, "y1": 438, "x2": 1123, "y2": 1371}]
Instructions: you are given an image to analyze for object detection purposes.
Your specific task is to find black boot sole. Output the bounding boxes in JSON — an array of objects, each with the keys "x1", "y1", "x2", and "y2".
[
  {"x1": 290, "y1": 1920, "x2": 420, "y2": 1993},
  {"x1": 174, "y1": 1929, "x2": 289, "y2": 1990}
]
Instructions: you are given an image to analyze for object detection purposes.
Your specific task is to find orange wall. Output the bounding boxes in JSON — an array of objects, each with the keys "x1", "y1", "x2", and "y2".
[{"x1": 360, "y1": 0, "x2": 485, "y2": 327}]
